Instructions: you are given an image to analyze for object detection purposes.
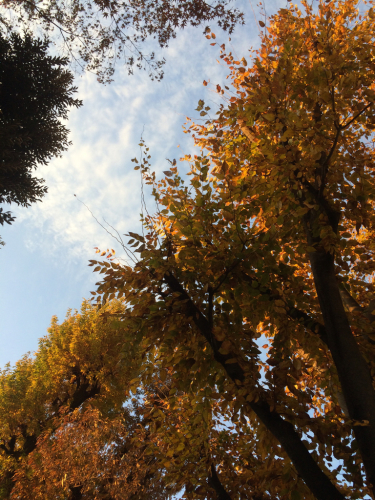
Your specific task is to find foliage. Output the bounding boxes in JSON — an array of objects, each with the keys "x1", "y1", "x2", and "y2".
[
  {"x1": 0, "y1": 32, "x2": 82, "y2": 226},
  {"x1": 0, "y1": 299, "x2": 292, "y2": 500},
  {"x1": 0, "y1": 300, "x2": 173, "y2": 499},
  {"x1": 1, "y1": 300, "x2": 262, "y2": 499},
  {"x1": 0, "y1": 0, "x2": 243, "y2": 83},
  {"x1": 83, "y1": 0, "x2": 375, "y2": 499}
]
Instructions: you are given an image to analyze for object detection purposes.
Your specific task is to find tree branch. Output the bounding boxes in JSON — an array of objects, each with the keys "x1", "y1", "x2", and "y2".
[
  {"x1": 163, "y1": 272, "x2": 346, "y2": 500},
  {"x1": 302, "y1": 181, "x2": 340, "y2": 232},
  {"x1": 338, "y1": 284, "x2": 375, "y2": 345},
  {"x1": 237, "y1": 118, "x2": 259, "y2": 143},
  {"x1": 207, "y1": 464, "x2": 232, "y2": 500},
  {"x1": 307, "y1": 247, "x2": 375, "y2": 495},
  {"x1": 319, "y1": 127, "x2": 341, "y2": 197},
  {"x1": 340, "y1": 102, "x2": 374, "y2": 130}
]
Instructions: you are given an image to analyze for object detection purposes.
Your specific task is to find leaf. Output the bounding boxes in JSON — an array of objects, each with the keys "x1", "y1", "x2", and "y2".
[
  {"x1": 259, "y1": 20, "x2": 265, "y2": 27},
  {"x1": 134, "y1": 244, "x2": 146, "y2": 253},
  {"x1": 223, "y1": 210, "x2": 234, "y2": 221},
  {"x1": 263, "y1": 113, "x2": 275, "y2": 122},
  {"x1": 127, "y1": 232, "x2": 145, "y2": 242},
  {"x1": 274, "y1": 299, "x2": 285, "y2": 307}
]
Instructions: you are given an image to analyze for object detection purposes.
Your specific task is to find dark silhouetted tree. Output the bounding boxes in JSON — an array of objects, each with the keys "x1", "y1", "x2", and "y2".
[{"x1": 0, "y1": 32, "x2": 82, "y2": 228}]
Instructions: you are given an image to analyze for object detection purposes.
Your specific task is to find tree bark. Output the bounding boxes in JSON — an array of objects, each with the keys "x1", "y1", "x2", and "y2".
[{"x1": 308, "y1": 248, "x2": 375, "y2": 493}]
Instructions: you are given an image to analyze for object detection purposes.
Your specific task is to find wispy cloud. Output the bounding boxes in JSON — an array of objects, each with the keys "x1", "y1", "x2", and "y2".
[
  {"x1": 7, "y1": 0, "x2": 284, "y2": 262},
  {"x1": 1, "y1": 0, "x2": 286, "y2": 366}
]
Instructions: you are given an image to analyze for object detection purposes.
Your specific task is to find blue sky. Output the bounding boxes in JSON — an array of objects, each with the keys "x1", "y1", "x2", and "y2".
[{"x1": 0, "y1": 0, "x2": 285, "y2": 368}]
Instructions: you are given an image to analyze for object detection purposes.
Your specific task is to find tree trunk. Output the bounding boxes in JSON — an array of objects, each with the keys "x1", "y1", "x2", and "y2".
[{"x1": 309, "y1": 248, "x2": 375, "y2": 492}]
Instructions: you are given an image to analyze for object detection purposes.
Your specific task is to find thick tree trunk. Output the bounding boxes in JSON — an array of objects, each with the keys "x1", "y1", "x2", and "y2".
[{"x1": 309, "y1": 248, "x2": 375, "y2": 493}]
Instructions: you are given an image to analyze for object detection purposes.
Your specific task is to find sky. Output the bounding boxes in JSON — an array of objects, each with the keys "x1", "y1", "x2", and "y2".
[{"x1": 0, "y1": 0, "x2": 286, "y2": 369}]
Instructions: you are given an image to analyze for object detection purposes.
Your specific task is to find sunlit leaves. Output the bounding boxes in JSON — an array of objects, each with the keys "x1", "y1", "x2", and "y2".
[
  {"x1": 87, "y1": 1, "x2": 375, "y2": 497},
  {"x1": 0, "y1": 301, "x2": 148, "y2": 499}
]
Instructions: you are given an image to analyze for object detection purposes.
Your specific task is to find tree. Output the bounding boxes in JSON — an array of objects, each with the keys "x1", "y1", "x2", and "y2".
[
  {"x1": 0, "y1": 300, "x2": 172, "y2": 499},
  {"x1": 85, "y1": 0, "x2": 375, "y2": 498},
  {"x1": 0, "y1": 32, "x2": 82, "y2": 226},
  {"x1": 0, "y1": 0, "x2": 243, "y2": 83}
]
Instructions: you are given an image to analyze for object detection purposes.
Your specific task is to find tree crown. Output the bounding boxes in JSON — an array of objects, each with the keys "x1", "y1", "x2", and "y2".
[{"x1": 0, "y1": 32, "x2": 82, "y2": 225}]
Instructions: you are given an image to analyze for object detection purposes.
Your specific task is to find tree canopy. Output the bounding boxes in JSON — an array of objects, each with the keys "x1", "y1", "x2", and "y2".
[
  {"x1": 88, "y1": 0, "x2": 375, "y2": 498},
  {"x1": 0, "y1": 300, "x2": 170, "y2": 499},
  {"x1": 0, "y1": 32, "x2": 82, "y2": 227},
  {"x1": 2, "y1": 0, "x2": 375, "y2": 499},
  {"x1": 0, "y1": 300, "x2": 251, "y2": 499},
  {"x1": 0, "y1": 0, "x2": 243, "y2": 83}
]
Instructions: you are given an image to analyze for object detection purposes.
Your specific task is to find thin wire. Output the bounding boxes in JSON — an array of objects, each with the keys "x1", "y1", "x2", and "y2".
[{"x1": 74, "y1": 194, "x2": 138, "y2": 265}]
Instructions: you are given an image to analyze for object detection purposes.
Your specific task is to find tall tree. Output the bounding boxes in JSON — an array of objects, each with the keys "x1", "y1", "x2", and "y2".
[
  {"x1": 0, "y1": 300, "x2": 164, "y2": 499},
  {"x1": 87, "y1": 0, "x2": 375, "y2": 498},
  {"x1": 0, "y1": 32, "x2": 82, "y2": 227},
  {"x1": 0, "y1": 0, "x2": 243, "y2": 83}
]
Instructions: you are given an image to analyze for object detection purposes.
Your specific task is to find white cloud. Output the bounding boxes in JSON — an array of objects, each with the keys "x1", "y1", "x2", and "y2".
[
  {"x1": 9, "y1": 0, "x2": 287, "y2": 264},
  {"x1": 1, "y1": 0, "x2": 289, "y2": 366}
]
